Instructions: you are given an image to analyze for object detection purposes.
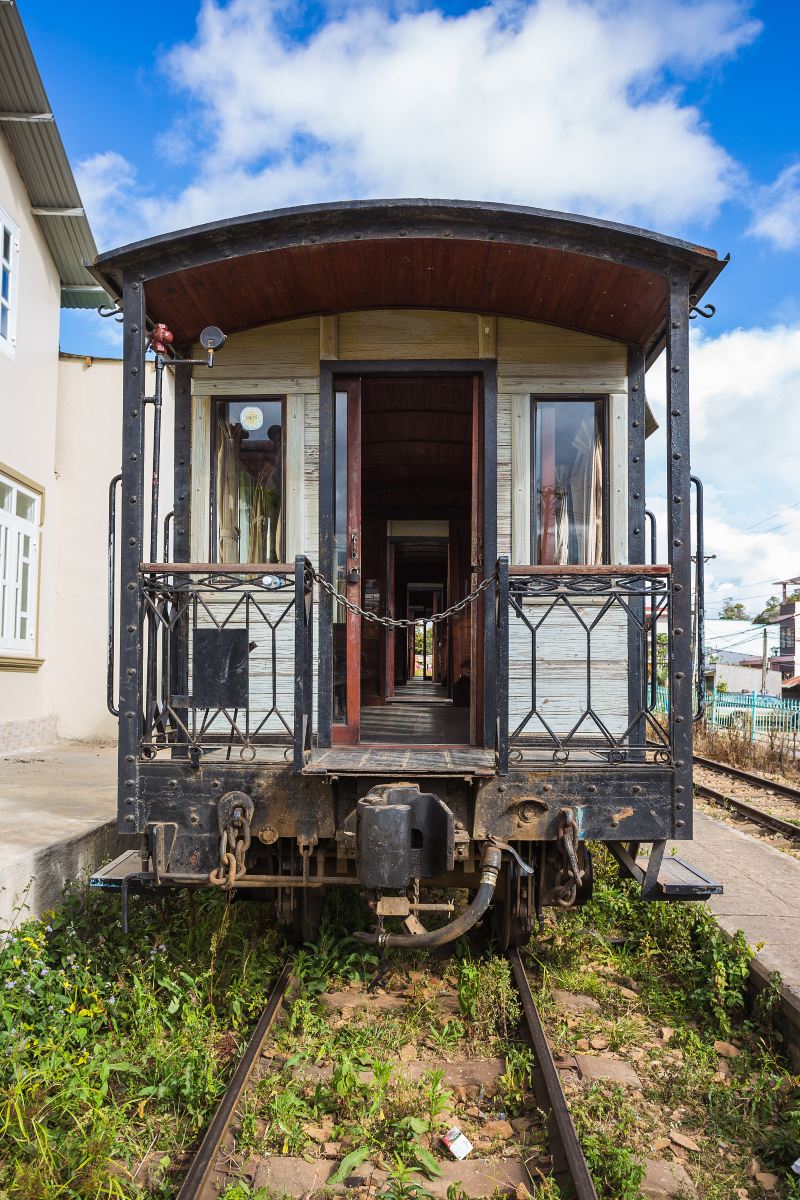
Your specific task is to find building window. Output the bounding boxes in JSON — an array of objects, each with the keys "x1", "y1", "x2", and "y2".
[
  {"x1": 211, "y1": 398, "x2": 285, "y2": 563},
  {"x1": 531, "y1": 396, "x2": 607, "y2": 565},
  {"x1": 0, "y1": 207, "x2": 19, "y2": 357},
  {"x1": 0, "y1": 471, "x2": 41, "y2": 655}
]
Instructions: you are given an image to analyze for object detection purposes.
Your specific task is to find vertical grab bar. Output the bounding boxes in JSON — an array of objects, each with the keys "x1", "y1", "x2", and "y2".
[
  {"x1": 107, "y1": 473, "x2": 122, "y2": 716},
  {"x1": 644, "y1": 509, "x2": 658, "y2": 709},
  {"x1": 690, "y1": 476, "x2": 706, "y2": 720}
]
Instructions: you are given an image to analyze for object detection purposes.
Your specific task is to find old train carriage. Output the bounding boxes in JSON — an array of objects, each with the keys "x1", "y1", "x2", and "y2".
[{"x1": 90, "y1": 200, "x2": 724, "y2": 945}]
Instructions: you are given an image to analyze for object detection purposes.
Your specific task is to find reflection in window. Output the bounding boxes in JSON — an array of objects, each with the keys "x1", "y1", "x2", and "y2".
[
  {"x1": 215, "y1": 399, "x2": 284, "y2": 563},
  {"x1": 533, "y1": 399, "x2": 605, "y2": 565}
]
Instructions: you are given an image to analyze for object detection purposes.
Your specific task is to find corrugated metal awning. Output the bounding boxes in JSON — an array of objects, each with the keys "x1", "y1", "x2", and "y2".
[{"x1": 0, "y1": 1, "x2": 110, "y2": 308}]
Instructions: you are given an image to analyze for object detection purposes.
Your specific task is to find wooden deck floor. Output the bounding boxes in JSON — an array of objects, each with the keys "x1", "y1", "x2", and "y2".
[{"x1": 304, "y1": 744, "x2": 495, "y2": 776}]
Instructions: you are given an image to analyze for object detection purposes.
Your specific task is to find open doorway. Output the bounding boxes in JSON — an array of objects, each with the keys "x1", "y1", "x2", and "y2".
[{"x1": 332, "y1": 374, "x2": 478, "y2": 746}]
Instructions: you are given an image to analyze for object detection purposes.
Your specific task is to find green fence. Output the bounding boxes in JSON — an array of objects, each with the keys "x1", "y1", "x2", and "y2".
[{"x1": 656, "y1": 684, "x2": 800, "y2": 742}]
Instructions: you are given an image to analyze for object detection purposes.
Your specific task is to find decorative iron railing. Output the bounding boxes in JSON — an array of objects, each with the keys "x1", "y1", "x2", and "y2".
[
  {"x1": 138, "y1": 557, "x2": 313, "y2": 768},
  {"x1": 497, "y1": 564, "x2": 672, "y2": 769}
]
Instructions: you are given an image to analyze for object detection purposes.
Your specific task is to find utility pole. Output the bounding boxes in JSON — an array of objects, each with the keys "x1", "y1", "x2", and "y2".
[{"x1": 761, "y1": 625, "x2": 768, "y2": 693}]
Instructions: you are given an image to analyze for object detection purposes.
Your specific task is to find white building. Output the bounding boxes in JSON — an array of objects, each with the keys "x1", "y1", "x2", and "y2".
[{"x1": 0, "y1": 5, "x2": 173, "y2": 752}]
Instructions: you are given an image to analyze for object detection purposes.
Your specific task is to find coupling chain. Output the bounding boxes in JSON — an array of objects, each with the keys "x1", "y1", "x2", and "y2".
[
  {"x1": 554, "y1": 807, "x2": 584, "y2": 908},
  {"x1": 209, "y1": 808, "x2": 252, "y2": 889},
  {"x1": 307, "y1": 565, "x2": 497, "y2": 629}
]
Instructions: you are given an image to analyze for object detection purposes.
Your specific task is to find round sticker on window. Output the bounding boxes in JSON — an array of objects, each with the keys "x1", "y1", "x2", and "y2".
[{"x1": 240, "y1": 405, "x2": 264, "y2": 432}]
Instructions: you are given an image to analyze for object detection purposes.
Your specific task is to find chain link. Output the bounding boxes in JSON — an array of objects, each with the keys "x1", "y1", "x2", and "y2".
[{"x1": 307, "y1": 565, "x2": 497, "y2": 630}]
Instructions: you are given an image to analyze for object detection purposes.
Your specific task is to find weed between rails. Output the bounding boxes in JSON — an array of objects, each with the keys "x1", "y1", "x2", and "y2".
[
  {"x1": 531, "y1": 847, "x2": 800, "y2": 1199},
  {"x1": 3, "y1": 850, "x2": 799, "y2": 1200}
]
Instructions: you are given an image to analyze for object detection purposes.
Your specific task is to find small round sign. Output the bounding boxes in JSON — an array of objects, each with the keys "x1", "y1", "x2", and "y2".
[{"x1": 240, "y1": 405, "x2": 264, "y2": 432}]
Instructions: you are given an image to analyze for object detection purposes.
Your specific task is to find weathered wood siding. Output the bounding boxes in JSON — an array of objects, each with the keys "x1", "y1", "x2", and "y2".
[{"x1": 190, "y1": 310, "x2": 630, "y2": 740}]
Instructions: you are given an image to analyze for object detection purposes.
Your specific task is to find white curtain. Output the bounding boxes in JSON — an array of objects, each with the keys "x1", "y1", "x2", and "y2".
[{"x1": 570, "y1": 415, "x2": 603, "y2": 565}]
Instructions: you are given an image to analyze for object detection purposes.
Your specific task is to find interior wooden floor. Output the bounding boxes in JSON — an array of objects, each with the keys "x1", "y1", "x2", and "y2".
[{"x1": 360, "y1": 679, "x2": 469, "y2": 744}]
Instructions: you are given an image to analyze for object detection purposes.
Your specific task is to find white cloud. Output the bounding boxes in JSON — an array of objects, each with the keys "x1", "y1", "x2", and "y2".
[
  {"x1": 748, "y1": 162, "x2": 800, "y2": 250},
  {"x1": 646, "y1": 322, "x2": 800, "y2": 616},
  {"x1": 77, "y1": 0, "x2": 759, "y2": 249}
]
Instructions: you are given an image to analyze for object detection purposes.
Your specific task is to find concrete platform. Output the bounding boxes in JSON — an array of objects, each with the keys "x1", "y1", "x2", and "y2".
[
  {"x1": 675, "y1": 811, "x2": 800, "y2": 1061},
  {"x1": 0, "y1": 742, "x2": 121, "y2": 926}
]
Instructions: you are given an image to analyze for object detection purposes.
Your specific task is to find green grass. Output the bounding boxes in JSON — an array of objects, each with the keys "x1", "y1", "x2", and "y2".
[
  {"x1": 529, "y1": 846, "x2": 800, "y2": 1199},
  {"x1": 0, "y1": 887, "x2": 285, "y2": 1199}
]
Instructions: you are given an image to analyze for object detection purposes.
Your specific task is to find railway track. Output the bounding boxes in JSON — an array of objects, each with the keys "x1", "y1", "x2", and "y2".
[
  {"x1": 176, "y1": 952, "x2": 597, "y2": 1200},
  {"x1": 693, "y1": 754, "x2": 800, "y2": 842}
]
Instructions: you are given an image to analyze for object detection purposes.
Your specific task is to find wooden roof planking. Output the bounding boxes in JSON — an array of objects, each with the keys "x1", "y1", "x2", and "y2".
[{"x1": 90, "y1": 198, "x2": 727, "y2": 360}]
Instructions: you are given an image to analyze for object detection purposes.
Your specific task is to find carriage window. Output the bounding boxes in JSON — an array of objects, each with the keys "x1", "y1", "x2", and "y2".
[
  {"x1": 532, "y1": 398, "x2": 605, "y2": 566},
  {"x1": 213, "y1": 399, "x2": 285, "y2": 563}
]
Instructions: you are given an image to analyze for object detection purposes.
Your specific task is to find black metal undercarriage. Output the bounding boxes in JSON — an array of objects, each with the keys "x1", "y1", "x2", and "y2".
[{"x1": 93, "y1": 757, "x2": 721, "y2": 948}]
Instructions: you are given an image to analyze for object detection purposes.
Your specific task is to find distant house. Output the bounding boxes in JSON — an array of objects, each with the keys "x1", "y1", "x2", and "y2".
[
  {"x1": 767, "y1": 578, "x2": 800, "y2": 681},
  {"x1": 703, "y1": 619, "x2": 782, "y2": 696},
  {"x1": 0, "y1": 6, "x2": 171, "y2": 753}
]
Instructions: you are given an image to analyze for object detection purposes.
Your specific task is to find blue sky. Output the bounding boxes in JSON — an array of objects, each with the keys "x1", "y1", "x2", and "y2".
[{"x1": 19, "y1": 0, "x2": 800, "y2": 616}]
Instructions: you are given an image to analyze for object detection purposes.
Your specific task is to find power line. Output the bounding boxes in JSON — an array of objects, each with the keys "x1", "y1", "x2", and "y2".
[{"x1": 741, "y1": 500, "x2": 800, "y2": 533}]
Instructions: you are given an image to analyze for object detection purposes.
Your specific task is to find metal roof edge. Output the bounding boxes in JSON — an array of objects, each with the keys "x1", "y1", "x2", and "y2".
[{"x1": 0, "y1": 2, "x2": 109, "y2": 307}]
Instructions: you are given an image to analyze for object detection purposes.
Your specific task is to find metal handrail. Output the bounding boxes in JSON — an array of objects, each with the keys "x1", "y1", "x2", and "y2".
[
  {"x1": 107, "y1": 473, "x2": 122, "y2": 716},
  {"x1": 691, "y1": 475, "x2": 706, "y2": 721}
]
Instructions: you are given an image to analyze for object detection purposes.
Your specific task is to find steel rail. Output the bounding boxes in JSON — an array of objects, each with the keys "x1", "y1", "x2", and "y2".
[
  {"x1": 176, "y1": 963, "x2": 293, "y2": 1200},
  {"x1": 694, "y1": 783, "x2": 800, "y2": 841},
  {"x1": 509, "y1": 949, "x2": 598, "y2": 1200},
  {"x1": 694, "y1": 754, "x2": 800, "y2": 804}
]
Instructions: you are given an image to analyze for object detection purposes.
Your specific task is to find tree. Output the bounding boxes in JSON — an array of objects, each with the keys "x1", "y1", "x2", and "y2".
[
  {"x1": 753, "y1": 590, "x2": 800, "y2": 624},
  {"x1": 719, "y1": 598, "x2": 750, "y2": 621},
  {"x1": 753, "y1": 595, "x2": 780, "y2": 625}
]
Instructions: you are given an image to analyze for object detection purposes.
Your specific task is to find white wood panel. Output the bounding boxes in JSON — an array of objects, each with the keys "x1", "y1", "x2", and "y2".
[
  {"x1": 190, "y1": 395, "x2": 211, "y2": 561},
  {"x1": 508, "y1": 598, "x2": 629, "y2": 738},
  {"x1": 497, "y1": 393, "x2": 512, "y2": 558},
  {"x1": 192, "y1": 317, "x2": 319, "y2": 382},
  {"x1": 192, "y1": 377, "x2": 318, "y2": 396},
  {"x1": 511, "y1": 395, "x2": 531, "y2": 565},
  {"x1": 497, "y1": 318, "x2": 627, "y2": 393},
  {"x1": 191, "y1": 588, "x2": 297, "y2": 742},
  {"x1": 338, "y1": 309, "x2": 479, "y2": 359},
  {"x1": 609, "y1": 392, "x2": 628, "y2": 565},
  {"x1": 285, "y1": 395, "x2": 305, "y2": 560}
]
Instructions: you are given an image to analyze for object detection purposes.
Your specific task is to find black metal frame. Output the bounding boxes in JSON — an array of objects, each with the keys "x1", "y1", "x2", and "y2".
[
  {"x1": 133, "y1": 562, "x2": 312, "y2": 774},
  {"x1": 118, "y1": 273, "x2": 146, "y2": 833},
  {"x1": 666, "y1": 271, "x2": 693, "y2": 837},
  {"x1": 317, "y1": 359, "x2": 497, "y2": 749},
  {"x1": 499, "y1": 567, "x2": 672, "y2": 770},
  {"x1": 529, "y1": 394, "x2": 610, "y2": 567}
]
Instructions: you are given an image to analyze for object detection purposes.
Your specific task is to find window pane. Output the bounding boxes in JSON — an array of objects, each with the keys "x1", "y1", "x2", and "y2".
[
  {"x1": 216, "y1": 400, "x2": 283, "y2": 563},
  {"x1": 20, "y1": 560, "x2": 29, "y2": 610},
  {"x1": 1, "y1": 267, "x2": 8, "y2": 302},
  {"x1": 19, "y1": 617, "x2": 27, "y2": 640},
  {"x1": 534, "y1": 400, "x2": 604, "y2": 565},
  {"x1": 0, "y1": 304, "x2": 7, "y2": 340},
  {"x1": 2, "y1": 227, "x2": 9, "y2": 263},
  {"x1": 0, "y1": 482, "x2": 11, "y2": 511},
  {"x1": 16, "y1": 491, "x2": 35, "y2": 522}
]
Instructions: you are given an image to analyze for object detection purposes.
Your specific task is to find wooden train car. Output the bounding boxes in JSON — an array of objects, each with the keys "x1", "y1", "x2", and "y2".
[{"x1": 90, "y1": 199, "x2": 723, "y2": 945}]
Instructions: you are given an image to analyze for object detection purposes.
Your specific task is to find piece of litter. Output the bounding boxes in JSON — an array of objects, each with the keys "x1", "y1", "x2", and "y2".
[
  {"x1": 792, "y1": 1157, "x2": 800, "y2": 1175},
  {"x1": 442, "y1": 1128, "x2": 473, "y2": 1160}
]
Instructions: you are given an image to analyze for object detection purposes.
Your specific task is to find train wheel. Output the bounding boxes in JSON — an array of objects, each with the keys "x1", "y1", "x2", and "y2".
[{"x1": 493, "y1": 867, "x2": 532, "y2": 951}]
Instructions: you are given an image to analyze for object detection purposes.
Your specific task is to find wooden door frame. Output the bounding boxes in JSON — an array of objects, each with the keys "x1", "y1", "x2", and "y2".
[{"x1": 318, "y1": 359, "x2": 497, "y2": 749}]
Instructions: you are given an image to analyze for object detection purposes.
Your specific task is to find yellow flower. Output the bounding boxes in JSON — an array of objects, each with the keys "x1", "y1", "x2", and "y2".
[{"x1": 66, "y1": 1002, "x2": 76, "y2": 1014}]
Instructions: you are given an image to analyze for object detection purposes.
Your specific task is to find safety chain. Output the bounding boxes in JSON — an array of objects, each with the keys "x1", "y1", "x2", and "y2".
[
  {"x1": 307, "y1": 565, "x2": 497, "y2": 629},
  {"x1": 209, "y1": 798, "x2": 253, "y2": 889},
  {"x1": 553, "y1": 807, "x2": 584, "y2": 908}
]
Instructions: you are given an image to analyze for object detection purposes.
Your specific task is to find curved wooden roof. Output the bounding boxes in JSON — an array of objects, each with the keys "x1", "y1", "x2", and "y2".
[{"x1": 91, "y1": 199, "x2": 726, "y2": 354}]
